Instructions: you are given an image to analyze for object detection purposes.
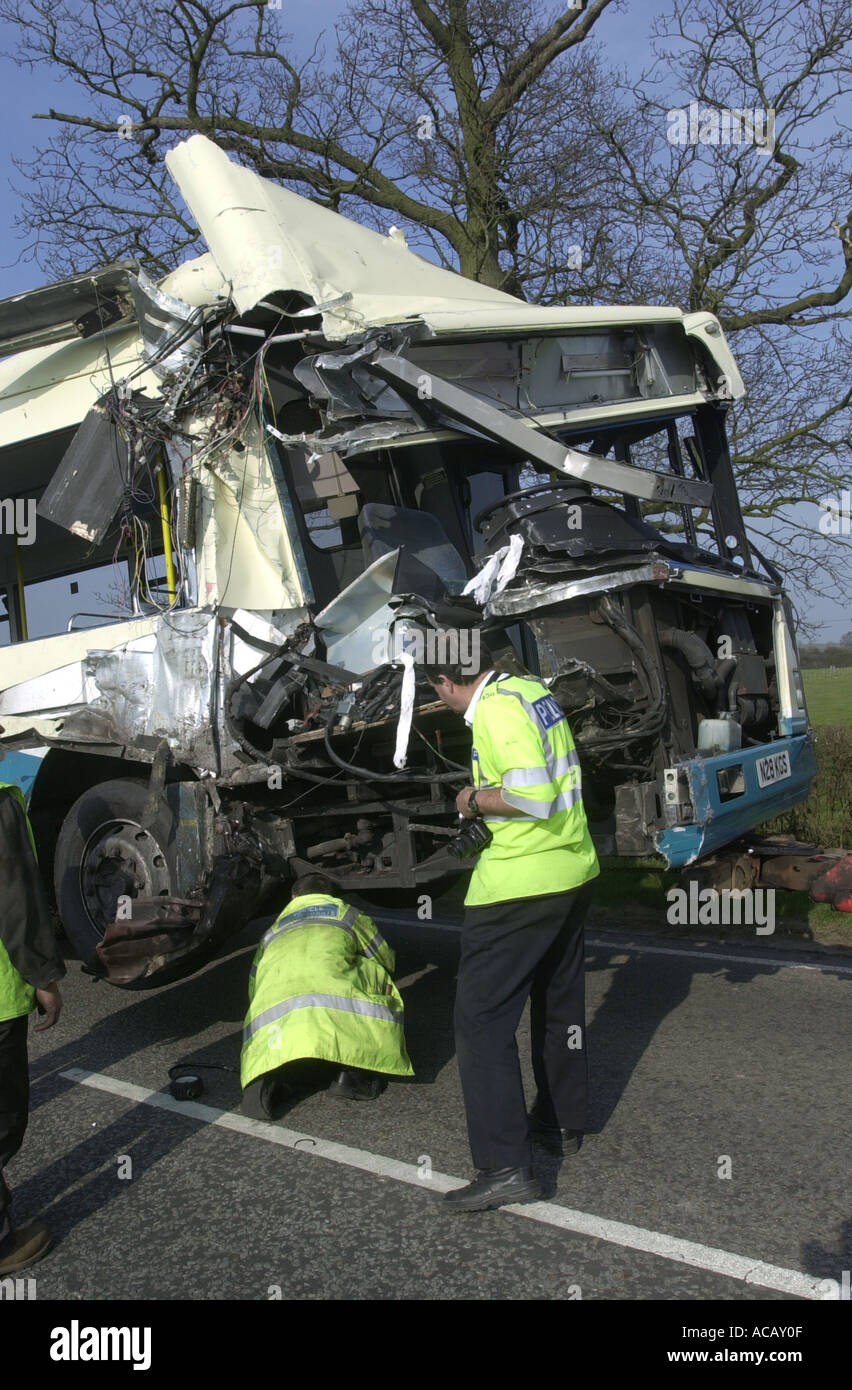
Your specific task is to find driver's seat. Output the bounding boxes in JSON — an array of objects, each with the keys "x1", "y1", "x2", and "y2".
[{"x1": 358, "y1": 504, "x2": 468, "y2": 594}]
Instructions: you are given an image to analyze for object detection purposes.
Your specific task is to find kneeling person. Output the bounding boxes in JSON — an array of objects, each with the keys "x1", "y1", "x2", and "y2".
[{"x1": 241, "y1": 872, "x2": 413, "y2": 1117}]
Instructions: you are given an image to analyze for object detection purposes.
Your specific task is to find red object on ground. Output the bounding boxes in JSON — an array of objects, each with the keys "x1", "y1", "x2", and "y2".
[{"x1": 810, "y1": 854, "x2": 852, "y2": 912}]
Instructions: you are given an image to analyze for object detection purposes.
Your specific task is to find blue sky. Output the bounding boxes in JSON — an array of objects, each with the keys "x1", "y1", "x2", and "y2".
[
  {"x1": 0, "y1": 0, "x2": 655, "y2": 295},
  {"x1": 0, "y1": 1, "x2": 848, "y2": 641}
]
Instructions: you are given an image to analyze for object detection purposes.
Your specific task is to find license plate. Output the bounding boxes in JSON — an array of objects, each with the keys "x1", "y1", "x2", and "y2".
[{"x1": 756, "y1": 749, "x2": 792, "y2": 788}]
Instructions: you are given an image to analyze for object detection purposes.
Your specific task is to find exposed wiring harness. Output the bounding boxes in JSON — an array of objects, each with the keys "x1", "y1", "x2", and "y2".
[{"x1": 322, "y1": 706, "x2": 466, "y2": 784}]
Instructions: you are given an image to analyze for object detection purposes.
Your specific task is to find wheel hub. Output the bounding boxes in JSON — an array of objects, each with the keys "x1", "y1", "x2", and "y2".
[{"x1": 81, "y1": 819, "x2": 171, "y2": 931}]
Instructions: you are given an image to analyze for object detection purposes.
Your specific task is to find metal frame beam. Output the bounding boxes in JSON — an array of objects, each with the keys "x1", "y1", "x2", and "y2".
[{"x1": 368, "y1": 351, "x2": 714, "y2": 508}]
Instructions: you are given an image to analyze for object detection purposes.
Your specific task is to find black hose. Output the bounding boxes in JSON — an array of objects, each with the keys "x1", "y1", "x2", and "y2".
[
  {"x1": 413, "y1": 726, "x2": 470, "y2": 773},
  {"x1": 280, "y1": 762, "x2": 356, "y2": 787},
  {"x1": 322, "y1": 716, "x2": 463, "y2": 784},
  {"x1": 658, "y1": 626, "x2": 721, "y2": 703},
  {"x1": 575, "y1": 596, "x2": 668, "y2": 750}
]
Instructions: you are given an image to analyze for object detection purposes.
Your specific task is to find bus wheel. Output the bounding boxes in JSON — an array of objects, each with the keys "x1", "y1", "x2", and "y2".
[{"x1": 54, "y1": 778, "x2": 178, "y2": 960}]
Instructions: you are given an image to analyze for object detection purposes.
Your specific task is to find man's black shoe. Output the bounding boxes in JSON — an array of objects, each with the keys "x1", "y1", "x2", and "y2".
[
  {"x1": 241, "y1": 1074, "x2": 294, "y2": 1120},
  {"x1": 444, "y1": 1166, "x2": 541, "y2": 1212},
  {"x1": 528, "y1": 1109, "x2": 582, "y2": 1155},
  {"x1": 327, "y1": 1069, "x2": 384, "y2": 1101}
]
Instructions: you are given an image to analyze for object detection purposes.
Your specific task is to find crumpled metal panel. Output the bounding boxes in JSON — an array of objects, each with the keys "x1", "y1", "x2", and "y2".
[
  {"x1": 130, "y1": 268, "x2": 203, "y2": 376},
  {"x1": 0, "y1": 262, "x2": 138, "y2": 356},
  {"x1": 165, "y1": 135, "x2": 723, "y2": 348},
  {"x1": 314, "y1": 549, "x2": 400, "y2": 672},
  {"x1": 0, "y1": 324, "x2": 158, "y2": 448},
  {"x1": 200, "y1": 425, "x2": 307, "y2": 611},
  {"x1": 165, "y1": 135, "x2": 520, "y2": 336},
  {"x1": 655, "y1": 735, "x2": 817, "y2": 867},
  {"x1": 93, "y1": 898, "x2": 202, "y2": 986},
  {"x1": 59, "y1": 612, "x2": 218, "y2": 764}
]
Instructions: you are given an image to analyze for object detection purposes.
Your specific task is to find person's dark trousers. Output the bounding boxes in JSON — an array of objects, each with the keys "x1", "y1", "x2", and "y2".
[
  {"x1": 454, "y1": 879, "x2": 595, "y2": 1171},
  {"x1": 0, "y1": 1015, "x2": 30, "y2": 1250}
]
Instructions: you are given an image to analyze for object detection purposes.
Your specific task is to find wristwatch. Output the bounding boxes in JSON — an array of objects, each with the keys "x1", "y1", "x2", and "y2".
[{"x1": 467, "y1": 791, "x2": 480, "y2": 816}]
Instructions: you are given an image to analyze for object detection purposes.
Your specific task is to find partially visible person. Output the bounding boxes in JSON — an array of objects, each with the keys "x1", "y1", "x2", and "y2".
[
  {"x1": 0, "y1": 781, "x2": 65, "y2": 1273},
  {"x1": 241, "y1": 872, "x2": 413, "y2": 1118}
]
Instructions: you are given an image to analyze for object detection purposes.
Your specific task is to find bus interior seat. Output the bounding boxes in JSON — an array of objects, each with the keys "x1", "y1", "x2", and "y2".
[{"x1": 358, "y1": 503, "x2": 468, "y2": 594}]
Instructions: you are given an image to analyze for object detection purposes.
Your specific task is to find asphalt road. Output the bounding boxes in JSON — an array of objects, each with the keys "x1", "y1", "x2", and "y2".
[{"x1": 8, "y1": 912, "x2": 851, "y2": 1302}]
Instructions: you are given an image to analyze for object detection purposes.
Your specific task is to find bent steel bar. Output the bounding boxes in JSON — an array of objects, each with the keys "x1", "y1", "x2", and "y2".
[
  {"x1": 487, "y1": 561, "x2": 675, "y2": 618},
  {"x1": 368, "y1": 351, "x2": 715, "y2": 508}
]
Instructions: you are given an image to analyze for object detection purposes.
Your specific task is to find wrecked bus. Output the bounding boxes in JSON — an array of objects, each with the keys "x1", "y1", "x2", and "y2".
[{"x1": 0, "y1": 134, "x2": 815, "y2": 986}]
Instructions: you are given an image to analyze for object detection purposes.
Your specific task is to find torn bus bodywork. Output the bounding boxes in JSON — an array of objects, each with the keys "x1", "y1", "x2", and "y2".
[{"x1": 0, "y1": 135, "x2": 815, "y2": 986}]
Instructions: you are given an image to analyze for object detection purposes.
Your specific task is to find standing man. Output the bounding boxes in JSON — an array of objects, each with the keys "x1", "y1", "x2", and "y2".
[
  {"x1": 424, "y1": 640, "x2": 599, "y2": 1211},
  {"x1": 0, "y1": 780, "x2": 65, "y2": 1272}
]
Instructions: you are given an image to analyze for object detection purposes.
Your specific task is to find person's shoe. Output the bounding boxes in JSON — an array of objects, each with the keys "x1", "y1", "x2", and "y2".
[
  {"x1": 242, "y1": 1075, "x2": 294, "y2": 1120},
  {"x1": 528, "y1": 1108, "x2": 582, "y2": 1155},
  {"x1": 0, "y1": 1222, "x2": 54, "y2": 1273},
  {"x1": 443, "y1": 1166, "x2": 541, "y2": 1211},
  {"x1": 327, "y1": 1069, "x2": 385, "y2": 1100}
]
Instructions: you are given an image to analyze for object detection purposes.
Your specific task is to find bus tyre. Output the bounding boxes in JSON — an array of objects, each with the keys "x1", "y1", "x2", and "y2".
[{"x1": 54, "y1": 778, "x2": 178, "y2": 960}]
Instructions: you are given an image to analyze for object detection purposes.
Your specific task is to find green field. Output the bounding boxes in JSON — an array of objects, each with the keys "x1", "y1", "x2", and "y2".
[{"x1": 802, "y1": 667, "x2": 852, "y2": 727}]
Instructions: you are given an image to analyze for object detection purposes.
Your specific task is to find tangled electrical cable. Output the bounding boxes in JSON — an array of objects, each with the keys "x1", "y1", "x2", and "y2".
[
  {"x1": 95, "y1": 289, "x2": 289, "y2": 632},
  {"x1": 573, "y1": 595, "x2": 668, "y2": 755},
  {"x1": 322, "y1": 707, "x2": 465, "y2": 784}
]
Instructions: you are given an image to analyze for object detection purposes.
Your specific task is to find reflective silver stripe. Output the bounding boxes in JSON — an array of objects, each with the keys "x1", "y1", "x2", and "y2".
[
  {"x1": 261, "y1": 903, "x2": 359, "y2": 949},
  {"x1": 501, "y1": 784, "x2": 584, "y2": 818},
  {"x1": 501, "y1": 751, "x2": 579, "y2": 787},
  {"x1": 361, "y1": 931, "x2": 387, "y2": 960},
  {"x1": 244, "y1": 992, "x2": 404, "y2": 1041},
  {"x1": 262, "y1": 916, "x2": 351, "y2": 948},
  {"x1": 499, "y1": 790, "x2": 552, "y2": 817},
  {"x1": 269, "y1": 900, "x2": 339, "y2": 928}
]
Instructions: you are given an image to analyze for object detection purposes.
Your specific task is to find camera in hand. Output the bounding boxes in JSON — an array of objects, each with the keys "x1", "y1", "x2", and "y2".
[{"x1": 447, "y1": 817, "x2": 493, "y2": 860}]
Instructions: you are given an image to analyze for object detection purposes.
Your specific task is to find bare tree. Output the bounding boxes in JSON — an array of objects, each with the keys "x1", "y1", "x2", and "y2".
[
  {"x1": 1, "y1": 0, "x2": 850, "y2": 619},
  {"x1": 588, "y1": 0, "x2": 852, "y2": 623},
  {"x1": 1, "y1": 0, "x2": 622, "y2": 292}
]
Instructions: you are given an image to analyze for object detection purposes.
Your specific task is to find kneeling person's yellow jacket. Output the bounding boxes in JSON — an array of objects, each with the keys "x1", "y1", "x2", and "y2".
[{"x1": 241, "y1": 893, "x2": 414, "y2": 1088}]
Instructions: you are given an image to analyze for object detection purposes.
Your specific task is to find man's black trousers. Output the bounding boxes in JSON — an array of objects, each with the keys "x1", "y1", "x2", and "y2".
[
  {"x1": 455, "y1": 880, "x2": 595, "y2": 1170},
  {"x1": 0, "y1": 1015, "x2": 30, "y2": 1248}
]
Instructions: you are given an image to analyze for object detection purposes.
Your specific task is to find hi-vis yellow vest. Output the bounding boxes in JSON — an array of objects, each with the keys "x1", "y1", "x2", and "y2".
[
  {"x1": 467, "y1": 676, "x2": 600, "y2": 907},
  {"x1": 241, "y1": 894, "x2": 414, "y2": 1089},
  {"x1": 0, "y1": 782, "x2": 38, "y2": 1021}
]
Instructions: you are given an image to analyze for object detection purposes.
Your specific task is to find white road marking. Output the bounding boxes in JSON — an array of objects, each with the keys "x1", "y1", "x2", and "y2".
[
  {"x1": 62, "y1": 1066, "x2": 825, "y2": 1299},
  {"x1": 584, "y1": 936, "x2": 852, "y2": 976},
  {"x1": 376, "y1": 914, "x2": 852, "y2": 976}
]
